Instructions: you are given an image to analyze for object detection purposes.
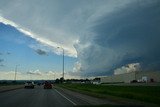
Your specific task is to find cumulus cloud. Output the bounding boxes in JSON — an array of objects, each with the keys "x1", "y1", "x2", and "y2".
[
  {"x1": 0, "y1": 71, "x2": 14, "y2": 80},
  {"x1": 0, "y1": 0, "x2": 160, "y2": 77},
  {"x1": 73, "y1": 62, "x2": 82, "y2": 72},
  {"x1": 0, "y1": 70, "x2": 75, "y2": 80},
  {"x1": 114, "y1": 63, "x2": 141, "y2": 75},
  {"x1": 46, "y1": 71, "x2": 55, "y2": 75},
  {"x1": 27, "y1": 70, "x2": 42, "y2": 76},
  {"x1": 0, "y1": 71, "x2": 23, "y2": 80}
]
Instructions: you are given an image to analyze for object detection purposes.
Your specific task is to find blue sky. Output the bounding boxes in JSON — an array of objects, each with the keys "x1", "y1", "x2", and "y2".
[
  {"x1": 0, "y1": 23, "x2": 77, "y2": 79},
  {"x1": 0, "y1": 0, "x2": 160, "y2": 80}
]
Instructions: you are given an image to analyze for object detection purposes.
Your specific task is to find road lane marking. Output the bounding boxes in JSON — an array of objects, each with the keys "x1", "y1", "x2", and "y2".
[{"x1": 55, "y1": 89, "x2": 77, "y2": 106}]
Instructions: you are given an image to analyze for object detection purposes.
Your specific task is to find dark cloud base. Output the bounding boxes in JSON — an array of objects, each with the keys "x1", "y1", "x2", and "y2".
[{"x1": 77, "y1": 1, "x2": 160, "y2": 77}]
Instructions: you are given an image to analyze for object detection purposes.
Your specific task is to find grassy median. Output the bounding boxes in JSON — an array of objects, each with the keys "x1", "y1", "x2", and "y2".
[{"x1": 57, "y1": 83, "x2": 160, "y2": 105}]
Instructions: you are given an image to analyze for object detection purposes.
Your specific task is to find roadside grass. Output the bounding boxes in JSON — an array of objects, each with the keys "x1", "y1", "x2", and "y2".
[{"x1": 57, "y1": 83, "x2": 160, "y2": 105}]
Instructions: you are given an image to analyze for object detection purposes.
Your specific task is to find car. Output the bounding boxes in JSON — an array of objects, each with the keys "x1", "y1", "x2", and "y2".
[
  {"x1": 24, "y1": 81, "x2": 34, "y2": 89},
  {"x1": 43, "y1": 81, "x2": 52, "y2": 89}
]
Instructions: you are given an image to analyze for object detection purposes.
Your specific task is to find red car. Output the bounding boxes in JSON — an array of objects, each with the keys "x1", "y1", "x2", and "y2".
[{"x1": 44, "y1": 81, "x2": 52, "y2": 89}]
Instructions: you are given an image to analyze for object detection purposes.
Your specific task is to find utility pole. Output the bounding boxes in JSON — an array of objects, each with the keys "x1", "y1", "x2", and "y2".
[
  {"x1": 57, "y1": 47, "x2": 65, "y2": 80},
  {"x1": 62, "y1": 48, "x2": 64, "y2": 80},
  {"x1": 14, "y1": 65, "x2": 19, "y2": 81}
]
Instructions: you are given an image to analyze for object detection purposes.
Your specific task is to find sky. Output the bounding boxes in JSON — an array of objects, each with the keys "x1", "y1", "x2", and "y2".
[{"x1": 0, "y1": 0, "x2": 160, "y2": 80}]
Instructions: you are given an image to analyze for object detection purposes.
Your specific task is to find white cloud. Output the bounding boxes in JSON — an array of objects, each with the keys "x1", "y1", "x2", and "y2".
[
  {"x1": 114, "y1": 63, "x2": 141, "y2": 75},
  {"x1": 0, "y1": 16, "x2": 77, "y2": 57},
  {"x1": 0, "y1": 70, "x2": 79, "y2": 80},
  {"x1": 0, "y1": 71, "x2": 25, "y2": 80},
  {"x1": 0, "y1": 0, "x2": 132, "y2": 58},
  {"x1": 27, "y1": 69, "x2": 42, "y2": 76},
  {"x1": 73, "y1": 61, "x2": 82, "y2": 72},
  {"x1": 26, "y1": 70, "x2": 57, "y2": 80}
]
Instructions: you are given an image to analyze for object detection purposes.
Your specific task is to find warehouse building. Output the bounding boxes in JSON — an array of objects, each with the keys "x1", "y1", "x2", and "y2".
[{"x1": 100, "y1": 71, "x2": 160, "y2": 83}]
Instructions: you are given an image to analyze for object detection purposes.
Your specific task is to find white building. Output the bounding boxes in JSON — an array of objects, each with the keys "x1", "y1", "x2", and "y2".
[{"x1": 100, "y1": 71, "x2": 160, "y2": 83}]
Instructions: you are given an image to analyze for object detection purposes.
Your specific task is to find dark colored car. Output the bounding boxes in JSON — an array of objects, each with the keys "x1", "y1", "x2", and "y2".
[{"x1": 44, "y1": 81, "x2": 52, "y2": 89}]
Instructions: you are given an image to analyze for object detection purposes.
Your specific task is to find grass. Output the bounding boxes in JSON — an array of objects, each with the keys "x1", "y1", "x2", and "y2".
[{"x1": 57, "y1": 83, "x2": 160, "y2": 105}]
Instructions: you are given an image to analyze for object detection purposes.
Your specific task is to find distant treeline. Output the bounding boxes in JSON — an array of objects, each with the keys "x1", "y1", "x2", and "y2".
[
  {"x1": 54, "y1": 77, "x2": 100, "y2": 84},
  {"x1": 0, "y1": 80, "x2": 24, "y2": 85},
  {"x1": 0, "y1": 77, "x2": 100, "y2": 85}
]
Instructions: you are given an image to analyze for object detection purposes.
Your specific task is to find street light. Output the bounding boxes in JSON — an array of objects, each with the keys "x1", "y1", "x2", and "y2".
[
  {"x1": 14, "y1": 65, "x2": 19, "y2": 81},
  {"x1": 57, "y1": 47, "x2": 64, "y2": 80},
  {"x1": 54, "y1": 71, "x2": 56, "y2": 80}
]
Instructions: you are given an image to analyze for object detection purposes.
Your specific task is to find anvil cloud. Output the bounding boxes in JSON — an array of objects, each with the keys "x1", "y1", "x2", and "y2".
[{"x1": 0, "y1": 0, "x2": 160, "y2": 77}]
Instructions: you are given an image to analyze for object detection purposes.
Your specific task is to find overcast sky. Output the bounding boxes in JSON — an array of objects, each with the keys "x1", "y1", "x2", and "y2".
[{"x1": 0, "y1": 0, "x2": 160, "y2": 80}]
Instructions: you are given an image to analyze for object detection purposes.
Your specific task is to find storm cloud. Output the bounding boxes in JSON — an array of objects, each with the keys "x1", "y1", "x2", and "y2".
[
  {"x1": 0, "y1": 0, "x2": 160, "y2": 77},
  {"x1": 74, "y1": 0, "x2": 160, "y2": 76}
]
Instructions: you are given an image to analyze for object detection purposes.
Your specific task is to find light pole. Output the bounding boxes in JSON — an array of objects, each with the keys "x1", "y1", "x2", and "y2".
[
  {"x1": 14, "y1": 65, "x2": 19, "y2": 81},
  {"x1": 57, "y1": 47, "x2": 64, "y2": 80},
  {"x1": 54, "y1": 71, "x2": 56, "y2": 80}
]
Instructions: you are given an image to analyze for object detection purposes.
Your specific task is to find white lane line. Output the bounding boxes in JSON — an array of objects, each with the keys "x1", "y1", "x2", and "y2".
[{"x1": 55, "y1": 89, "x2": 77, "y2": 106}]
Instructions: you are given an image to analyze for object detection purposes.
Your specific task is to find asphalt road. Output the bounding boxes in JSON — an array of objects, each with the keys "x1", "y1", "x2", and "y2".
[
  {"x1": 0, "y1": 85, "x2": 115, "y2": 107},
  {"x1": 0, "y1": 86, "x2": 78, "y2": 107},
  {"x1": 0, "y1": 85, "x2": 151, "y2": 107}
]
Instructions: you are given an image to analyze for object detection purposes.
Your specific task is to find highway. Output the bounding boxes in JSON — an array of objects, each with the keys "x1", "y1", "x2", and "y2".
[
  {"x1": 0, "y1": 85, "x2": 114, "y2": 107},
  {"x1": 0, "y1": 86, "x2": 74, "y2": 107}
]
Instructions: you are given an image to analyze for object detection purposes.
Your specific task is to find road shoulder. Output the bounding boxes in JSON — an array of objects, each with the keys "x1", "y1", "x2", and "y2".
[
  {"x1": 0, "y1": 85, "x2": 24, "y2": 93},
  {"x1": 55, "y1": 86, "x2": 159, "y2": 107}
]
